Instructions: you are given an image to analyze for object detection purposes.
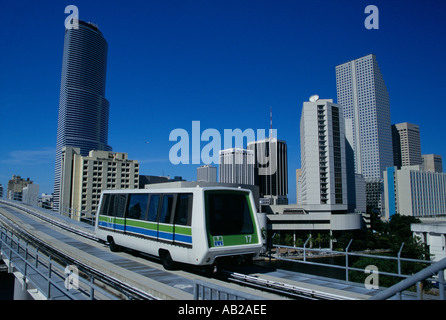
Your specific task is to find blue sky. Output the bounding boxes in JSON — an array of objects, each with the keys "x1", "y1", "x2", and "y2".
[{"x1": 1, "y1": 0, "x2": 446, "y2": 204}]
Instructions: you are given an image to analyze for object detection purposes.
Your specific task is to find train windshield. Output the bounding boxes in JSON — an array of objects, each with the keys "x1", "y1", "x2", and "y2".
[{"x1": 206, "y1": 191, "x2": 254, "y2": 236}]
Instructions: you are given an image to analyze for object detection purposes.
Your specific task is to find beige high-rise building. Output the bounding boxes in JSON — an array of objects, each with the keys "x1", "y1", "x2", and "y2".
[
  {"x1": 392, "y1": 122, "x2": 422, "y2": 168},
  {"x1": 60, "y1": 147, "x2": 139, "y2": 218}
]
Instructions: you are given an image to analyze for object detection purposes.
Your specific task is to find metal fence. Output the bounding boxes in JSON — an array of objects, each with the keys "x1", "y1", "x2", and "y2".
[
  {"x1": 194, "y1": 279, "x2": 265, "y2": 300},
  {"x1": 0, "y1": 226, "x2": 118, "y2": 300},
  {"x1": 271, "y1": 237, "x2": 445, "y2": 300}
]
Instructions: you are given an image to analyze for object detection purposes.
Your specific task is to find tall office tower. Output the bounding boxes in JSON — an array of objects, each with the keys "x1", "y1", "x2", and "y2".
[
  {"x1": 219, "y1": 148, "x2": 254, "y2": 185},
  {"x1": 197, "y1": 165, "x2": 217, "y2": 182},
  {"x1": 299, "y1": 98, "x2": 348, "y2": 210},
  {"x1": 54, "y1": 21, "x2": 111, "y2": 211},
  {"x1": 336, "y1": 54, "x2": 393, "y2": 179},
  {"x1": 392, "y1": 122, "x2": 422, "y2": 168},
  {"x1": 296, "y1": 169, "x2": 302, "y2": 205},
  {"x1": 422, "y1": 154, "x2": 443, "y2": 173},
  {"x1": 247, "y1": 138, "x2": 288, "y2": 205}
]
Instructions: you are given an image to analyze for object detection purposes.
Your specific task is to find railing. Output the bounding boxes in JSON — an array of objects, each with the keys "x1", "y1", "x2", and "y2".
[
  {"x1": 271, "y1": 237, "x2": 445, "y2": 300},
  {"x1": 369, "y1": 257, "x2": 446, "y2": 300},
  {"x1": 58, "y1": 205, "x2": 96, "y2": 225},
  {"x1": 0, "y1": 199, "x2": 97, "y2": 241},
  {"x1": 0, "y1": 198, "x2": 96, "y2": 226},
  {"x1": 194, "y1": 279, "x2": 265, "y2": 300},
  {"x1": 0, "y1": 226, "x2": 118, "y2": 300}
]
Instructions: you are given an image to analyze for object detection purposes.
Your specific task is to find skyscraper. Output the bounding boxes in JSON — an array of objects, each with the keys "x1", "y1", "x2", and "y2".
[
  {"x1": 219, "y1": 148, "x2": 254, "y2": 185},
  {"x1": 54, "y1": 21, "x2": 111, "y2": 211},
  {"x1": 336, "y1": 54, "x2": 393, "y2": 179},
  {"x1": 422, "y1": 154, "x2": 443, "y2": 173},
  {"x1": 247, "y1": 138, "x2": 288, "y2": 205},
  {"x1": 299, "y1": 98, "x2": 348, "y2": 210},
  {"x1": 197, "y1": 165, "x2": 217, "y2": 182},
  {"x1": 392, "y1": 122, "x2": 422, "y2": 168}
]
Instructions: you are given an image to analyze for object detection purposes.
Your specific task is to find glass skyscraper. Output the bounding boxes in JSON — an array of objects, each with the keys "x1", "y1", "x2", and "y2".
[
  {"x1": 336, "y1": 54, "x2": 393, "y2": 179},
  {"x1": 247, "y1": 138, "x2": 288, "y2": 205},
  {"x1": 54, "y1": 20, "x2": 111, "y2": 211}
]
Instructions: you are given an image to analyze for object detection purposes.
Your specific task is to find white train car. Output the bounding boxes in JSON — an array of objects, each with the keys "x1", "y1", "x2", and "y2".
[{"x1": 94, "y1": 186, "x2": 263, "y2": 269}]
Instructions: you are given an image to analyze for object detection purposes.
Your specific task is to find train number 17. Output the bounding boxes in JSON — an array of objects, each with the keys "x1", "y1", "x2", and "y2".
[{"x1": 245, "y1": 235, "x2": 252, "y2": 243}]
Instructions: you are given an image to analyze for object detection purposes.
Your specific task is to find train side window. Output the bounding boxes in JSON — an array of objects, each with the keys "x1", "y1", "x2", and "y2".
[
  {"x1": 159, "y1": 194, "x2": 174, "y2": 223},
  {"x1": 146, "y1": 194, "x2": 160, "y2": 222},
  {"x1": 100, "y1": 194, "x2": 111, "y2": 216},
  {"x1": 127, "y1": 194, "x2": 149, "y2": 220},
  {"x1": 111, "y1": 194, "x2": 127, "y2": 218},
  {"x1": 174, "y1": 193, "x2": 193, "y2": 226}
]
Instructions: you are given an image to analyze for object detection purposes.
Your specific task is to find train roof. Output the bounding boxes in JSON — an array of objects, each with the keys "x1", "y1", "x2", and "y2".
[{"x1": 100, "y1": 181, "x2": 256, "y2": 194}]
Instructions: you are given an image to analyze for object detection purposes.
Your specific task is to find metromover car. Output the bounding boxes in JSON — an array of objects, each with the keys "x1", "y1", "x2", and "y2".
[{"x1": 95, "y1": 186, "x2": 263, "y2": 269}]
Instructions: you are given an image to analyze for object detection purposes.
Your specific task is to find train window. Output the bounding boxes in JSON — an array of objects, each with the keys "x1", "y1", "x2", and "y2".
[
  {"x1": 110, "y1": 194, "x2": 127, "y2": 218},
  {"x1": 100, "y1": 193, "x2": 127, "y2": 217},
  {"x1": 206, "y1": 191, "x2": 254, "y2": 236},
  {"x1": 126, "y1": 194, "x2": 149, "y2": 220},
  {"x1": 146, "y1": 194, "x2": 160, "y2": 222},
  {"x1": 159, "y1": 194, "x2": 174, "y2": 223},
  {"x1": 99, "y1": 193, "x2": 111, "y2": 216},
  {"x1": 174, "y1": 193, "x2": 193, "y2": 226}
]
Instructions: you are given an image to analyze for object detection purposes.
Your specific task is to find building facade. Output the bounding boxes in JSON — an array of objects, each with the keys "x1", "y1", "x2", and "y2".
[
  {"x1": 392, "y1": 122, "x2": 422, "y2": 168},
  {"x1": 22, "y1": 184, "x2": 40, "y2": 206},
  {"x1": 7, "y1": 175, "x2": 33, "y2": 201},
  {"x1": 219, "y1": 148, "x2": 254, "y2": 185},
  {"x1": 60, "y1": 147, "x2": 139, "y2": 219},
  {"x1": 336, "y1": 54, "x2": 393, "y2": 179},
  {"x1": 384, "y1": 166, "x2": 446, "y2": 220},
  {"x1": 247, "y1": 138, "x2": 288, "y2": 205},
  {"x1": 54, "y1": 20, "x2": 112, "y2": 211},
  {"x1": 411, "y1": 222, "x2": 446, "y2": 262},
  {"x1": 299, "y1": 98, "x2": 348, "y2": 211},
  {"x1": 197, "y1": 165, "x2": 217, "y2": 182},
  {"x1": 422, "y1": 154, "x2": 443, "y2": 173}
]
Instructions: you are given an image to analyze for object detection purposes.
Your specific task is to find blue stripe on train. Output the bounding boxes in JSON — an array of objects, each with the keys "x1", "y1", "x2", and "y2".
[
  {"x1": 99, "y1": 221, "x2": 192, "y2": 244},
  {"x1": 174, "y1": 233, "x2": 192, "y2": 244},
  {"x1": 126, "y1": 225, "x2": 157, "y2": 238}
]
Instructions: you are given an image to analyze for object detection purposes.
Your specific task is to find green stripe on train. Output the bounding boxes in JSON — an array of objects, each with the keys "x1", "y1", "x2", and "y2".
[
  {"x1": 125, "y1": 219, "x2": 157, "y2": 231},
  {"x1": 98, "y1": 215, "x2": 191, "y2": 236}
]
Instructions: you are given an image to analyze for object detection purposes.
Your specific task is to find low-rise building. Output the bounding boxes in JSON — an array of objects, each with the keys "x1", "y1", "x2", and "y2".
[
  {"x1": 384, "y1": 165, "x2": 446, "y2": 220},
  {"x1": 411, "y1": 220, "x2": 446, "y2": 261}
]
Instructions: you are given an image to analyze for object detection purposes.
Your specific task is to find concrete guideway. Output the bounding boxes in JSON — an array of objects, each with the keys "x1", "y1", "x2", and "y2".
[
  {"x1": 6, "y1": 200, "x2": 438, "y2": 301},
  {"x1": 247, "y1": 271, "x2": 373, "y2": 300},
  {"x1": 0, "y1": 204, "x2": 191, "y2": 299},
  {"x1": 0, "y1": 202, "x2": 281, "y2": 300}
]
